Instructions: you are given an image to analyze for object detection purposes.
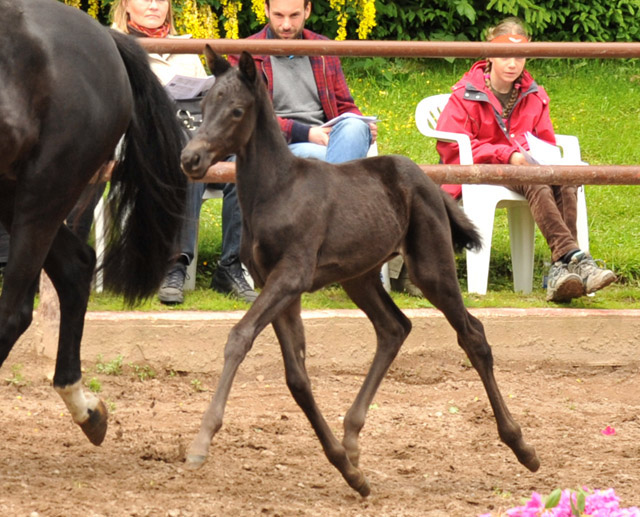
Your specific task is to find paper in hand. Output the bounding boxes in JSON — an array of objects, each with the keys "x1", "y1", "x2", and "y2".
[{"x1": 321, "y1": 113, "x2": 379, "y2": 128}]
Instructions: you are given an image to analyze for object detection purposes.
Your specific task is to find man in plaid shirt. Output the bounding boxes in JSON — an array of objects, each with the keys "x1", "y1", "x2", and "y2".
[{"x1": 229, "y1": 0, "x2": 377, "y2": 162}]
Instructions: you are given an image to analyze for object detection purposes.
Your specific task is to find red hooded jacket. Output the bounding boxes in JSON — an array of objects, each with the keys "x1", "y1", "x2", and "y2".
[{"x1": 436, "y1": 60, "x2": 555, "y2": 198}]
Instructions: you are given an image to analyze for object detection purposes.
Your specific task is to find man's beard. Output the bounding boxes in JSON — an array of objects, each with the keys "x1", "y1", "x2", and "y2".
[{"x1": 269, "y1": 21, "x2": 304, "y2": 39}]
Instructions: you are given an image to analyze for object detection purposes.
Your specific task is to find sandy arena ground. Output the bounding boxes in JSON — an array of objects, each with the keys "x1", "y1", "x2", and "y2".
[{"x1": 1, "y1": 308, "x2": 639, "y2": 516}]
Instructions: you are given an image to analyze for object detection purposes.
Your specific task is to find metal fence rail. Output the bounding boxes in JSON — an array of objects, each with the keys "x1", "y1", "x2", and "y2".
[
  {"x1": 198, "y1": 163, "x2": 640, "y2": 185},
  {"x1": 143, "y1": 38, "x2": 640, "y2": 185},
  {"x1": 139, "y1": 39, "x2": 640, "y2": 58}
]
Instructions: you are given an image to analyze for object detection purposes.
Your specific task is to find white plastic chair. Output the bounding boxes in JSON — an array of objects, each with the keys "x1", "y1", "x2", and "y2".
[{"x1": 415, "y1": 93, "x2": 589, "y2": 294}]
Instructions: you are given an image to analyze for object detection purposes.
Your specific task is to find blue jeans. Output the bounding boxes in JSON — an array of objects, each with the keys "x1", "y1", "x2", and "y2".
[
  {"x1": 288, "y1": 117, "x2": 372, "y2": 163},
  {"x1": 179, "y1": 180, "x2": 241, "y2": 267},
  {"x1": 178, "y1": 118, "x2": 371, "y2": 266}
]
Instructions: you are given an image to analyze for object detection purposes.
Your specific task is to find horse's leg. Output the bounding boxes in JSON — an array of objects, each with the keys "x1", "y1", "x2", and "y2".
[
  {"x1": 0, "y1": 188, "x2": 42, "y2": 365},
  {"x1": 43, "y1": 224, "x2": 108, "y2": 445},
  {"x1": 404, "y1": 210, "x2": 540, "y2": 472},
  {"x1": 271, "y1": 296, "x2": 370, "y2": 496},
  {"x1": 186, "y1": 262, "x2": 313, "y2": 469},
  {"x1": 339, "y1": 272, "x2": 411, "y2": 469}
]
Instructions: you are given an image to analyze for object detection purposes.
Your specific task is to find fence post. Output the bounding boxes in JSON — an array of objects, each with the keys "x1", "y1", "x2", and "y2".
[{"x1": 33, "y1": 273, "x2": 60, "y2": 360}]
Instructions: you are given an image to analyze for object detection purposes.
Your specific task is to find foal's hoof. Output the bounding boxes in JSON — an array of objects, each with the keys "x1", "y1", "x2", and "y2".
[
  {"x1": 79, "y1": 400, "x2": 108, "y2": 446},
  {"x1": 518, "y1": 444, "x2": 541, "y2": 472},
  {"x1": 355, "y1": 477, "x2": 371, "y2": 498},
  {"x1": 184, "y1": 454, "x2": 207, "y2": 470}
]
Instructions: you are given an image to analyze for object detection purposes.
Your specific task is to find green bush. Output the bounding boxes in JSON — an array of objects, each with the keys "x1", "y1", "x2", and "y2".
[
  {"x1": 307, "y1": 0, "x2": 640, "y2": 42},
  {"x1": 65, "y1": 0, "x2": 640, "y2": 42}
]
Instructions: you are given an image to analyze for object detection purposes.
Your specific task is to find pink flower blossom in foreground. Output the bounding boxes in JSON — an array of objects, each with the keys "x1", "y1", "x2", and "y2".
[
  {"x1": 601, "y1": 425, "x2": 617, "y2": 436},
  {"x1": 479, "y1": 488, "x2": 640, "y2": 517}
]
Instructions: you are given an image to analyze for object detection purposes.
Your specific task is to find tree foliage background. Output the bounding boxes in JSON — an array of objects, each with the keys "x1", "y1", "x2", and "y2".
[{"x1": 61, "y1": 0, "x2": 640, "y2": 42}]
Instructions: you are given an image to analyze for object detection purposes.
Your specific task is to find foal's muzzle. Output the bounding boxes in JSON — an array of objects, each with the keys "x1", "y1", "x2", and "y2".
[{"x1": 181, "y1": 140, "x2": 212, "y2": 180}]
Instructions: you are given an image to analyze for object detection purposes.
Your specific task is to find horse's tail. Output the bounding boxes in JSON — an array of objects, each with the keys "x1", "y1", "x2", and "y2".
[
  {"x1": 440, "y1": 189, "x2": 483, "y2": 253},
  {"x1": 102, "y1": 30, "x2": 187, "y2": 305}
]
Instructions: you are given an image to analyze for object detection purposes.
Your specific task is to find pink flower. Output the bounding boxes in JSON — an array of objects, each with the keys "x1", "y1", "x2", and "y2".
[
  {"x1": 601, "y1": 425, "x2": 617, "y2": 436},
  {"x1": 480, "y1": 488, "x2": 640, "y2": 517}
]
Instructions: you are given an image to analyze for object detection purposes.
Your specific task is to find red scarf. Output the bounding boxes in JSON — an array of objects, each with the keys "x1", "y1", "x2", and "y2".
[{"x1": 127, "y1": 20, "x2": 170, "y2": 39}]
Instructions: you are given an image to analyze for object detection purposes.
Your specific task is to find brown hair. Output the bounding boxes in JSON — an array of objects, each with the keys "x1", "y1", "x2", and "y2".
[
  {"x1": 485, "y1": 17, "x2": 529, "y2": 42},
  {"x1": 265, "y1": 0, "x2": 311, "y2": 9},
  {"x1": 110, "y1": 0, "x2": 177, "y2": 34}
]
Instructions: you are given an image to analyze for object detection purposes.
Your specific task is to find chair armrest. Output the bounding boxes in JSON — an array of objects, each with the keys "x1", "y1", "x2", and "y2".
[
  {"x1": 414, "y1": 95, "x2": 473, "y2": 165},
  {"x1": 555, "y1": 134, "x2": 586, "y2": 165},
  {"x1": 424, "y1": 129, "x2": 473, "y2": 165}
]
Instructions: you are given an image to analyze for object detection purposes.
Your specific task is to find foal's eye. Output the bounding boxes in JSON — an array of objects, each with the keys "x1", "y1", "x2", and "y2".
[{"x1": 232, "y1": 108, "x2": 243, "y2": 118}]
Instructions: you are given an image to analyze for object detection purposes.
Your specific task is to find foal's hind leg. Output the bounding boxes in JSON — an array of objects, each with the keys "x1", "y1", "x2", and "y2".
[
  {"x1": 271, "y1": 297, "x2": 370, "y2": 496},
  {"x1": 340, "y1": 272, "x2": 411, "y2": 469},
  {"x1": 405, "y1": 224, "x2": 539, "y2": 471}
]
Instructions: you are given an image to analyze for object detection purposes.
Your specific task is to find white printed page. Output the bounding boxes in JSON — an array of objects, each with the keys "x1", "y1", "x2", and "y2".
[
  {"x1": 165, "y1": 75, "x2": 216, "y2": 100},
  {"x1": 320, "y1": 113, "x2": 378, "y2": 128}
]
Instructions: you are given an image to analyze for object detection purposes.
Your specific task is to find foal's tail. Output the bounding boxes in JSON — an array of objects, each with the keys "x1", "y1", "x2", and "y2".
[
  {"x1": 440, "y1": 190, "x2": 483, "y2": 253},
  {"x1": 102, "y1": 30, "x2": 187, "y2": 305}
]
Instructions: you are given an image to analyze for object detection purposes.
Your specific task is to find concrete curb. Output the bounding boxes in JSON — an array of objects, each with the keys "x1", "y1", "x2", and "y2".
[{"x1": 16, "y1": 308, "x2": 640, "y2": 374}]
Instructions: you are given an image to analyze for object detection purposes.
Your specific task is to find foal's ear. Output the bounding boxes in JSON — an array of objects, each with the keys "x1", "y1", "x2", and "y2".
[
  {"x1": 238, "y1": 51, "x2": 257, "y2": 85},
  {"x1": 203, "y1": 45, "x2": 230, "y2": 76}
]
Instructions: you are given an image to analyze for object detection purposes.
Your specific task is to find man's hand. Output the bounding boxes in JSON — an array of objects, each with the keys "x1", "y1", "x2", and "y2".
[
  {"x1": 309, "y1": 126, "x2": 331, "y2": 146},
  {"x1": 369, "y1": 122, "x2": 378, "y2": 144}
]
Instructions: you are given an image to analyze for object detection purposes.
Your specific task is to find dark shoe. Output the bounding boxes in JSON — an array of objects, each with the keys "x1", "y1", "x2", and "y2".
[
  {"x1": 158, "y1": 263, "x2": 187, "y2": 305},
  {"x1": 390, "y1": 265, "x2": 422, "y2": 297},
  {"x1": 545, "y1": 261, "x2": 584, "y2": 302},
  {"x1": 567, "y1": 251, "x2": 616, "y2": 294},
  {"x1": 210, "y1": 261, "x2": 258, "y2": 303}
]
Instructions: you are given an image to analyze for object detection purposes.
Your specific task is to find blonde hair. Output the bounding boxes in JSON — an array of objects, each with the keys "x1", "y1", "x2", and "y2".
[
  {"x1": 110, "y1": 0, "x2": 177, "y2": 34},
  {"x1": 485, "y1": 17, "x2": 529, "y2": 42}
]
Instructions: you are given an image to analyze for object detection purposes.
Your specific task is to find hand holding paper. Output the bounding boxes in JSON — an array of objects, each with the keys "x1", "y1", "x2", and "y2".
[{"x1": 524, "y1": 132, "x2": 562, "y2": 165}]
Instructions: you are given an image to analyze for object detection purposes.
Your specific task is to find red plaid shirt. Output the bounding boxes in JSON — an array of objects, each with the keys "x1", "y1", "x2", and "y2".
[{"x1": 228, "y1": 27, "x2": 362, "y2": 143}]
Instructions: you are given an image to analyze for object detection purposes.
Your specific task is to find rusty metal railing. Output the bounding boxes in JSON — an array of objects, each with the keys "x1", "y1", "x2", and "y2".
[
  {"x1": 141, "y1": 38, "x2": 640, "y2": 186},
  {"x1": 199, "y1": 163, "x2": 640, "y2": 186},
  {"x1": 138, "y1": 39, "x2": 640, "y2": 59}
]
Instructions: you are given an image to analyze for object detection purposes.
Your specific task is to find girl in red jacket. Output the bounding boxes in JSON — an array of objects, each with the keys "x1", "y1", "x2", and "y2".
[{"x1": 436, "y1": 17, "x2": 615, "y2": 302}]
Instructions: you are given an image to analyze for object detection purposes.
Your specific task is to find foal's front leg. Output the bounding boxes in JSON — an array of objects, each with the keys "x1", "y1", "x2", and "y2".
[
  {"x1": 185, "y1": 265, "x2": 313, "y2": 469},
  {"x1": 339, "y1": 273, "x2": 412, "y2": 470},
  {"x1": 272, "y1": 297, "x2": 370, "y2": 497}
]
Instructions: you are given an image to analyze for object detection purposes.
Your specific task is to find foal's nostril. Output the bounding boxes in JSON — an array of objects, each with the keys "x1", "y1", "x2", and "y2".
[{"x1": 181, "y1": 148, "x2": 201, "y2": 173}]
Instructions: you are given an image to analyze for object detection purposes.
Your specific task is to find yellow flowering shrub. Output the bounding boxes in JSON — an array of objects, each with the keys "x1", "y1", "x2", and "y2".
[
  {"x1": 251, "y1": 0, "x2": 266, "y2": 25},
  {"x1": 58, "y1": 0, "x2": 376, "y2": 41},
  {"x1": 356, "y1": 0, "x2": 376, "y2": 40},
  {"x1": 220, "y1": 0, "x2": 240, "y2": 40},
  {"x1": 175, "y1": 0, "x2": 221, "y2": 39}
]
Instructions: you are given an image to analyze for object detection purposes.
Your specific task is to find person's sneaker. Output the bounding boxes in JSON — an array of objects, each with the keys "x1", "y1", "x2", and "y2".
[
  {"x1": 158, "y1": 262, "x2": 187, "y2": 305},
  {"x1": 390, "y1": 265, "x2": 422, "y2": 297},
  {"x1": 567, "y1": 251, "x2": 616, "y2": 294},
  {"x1": 210, "y1": 261, "x2": 258, "y2": 303},
  {"x1": 546, "y1": 261, "x2": 585, "y2": 302}
]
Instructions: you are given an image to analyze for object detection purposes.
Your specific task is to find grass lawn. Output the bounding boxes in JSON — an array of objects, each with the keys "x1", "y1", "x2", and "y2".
[{"x1": 3, "y1": 59, "x2": 639, "y2": 311}]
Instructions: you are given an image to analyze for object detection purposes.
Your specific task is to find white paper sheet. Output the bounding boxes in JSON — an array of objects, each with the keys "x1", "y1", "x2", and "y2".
[
  {"x1": 165, "y1": 75, "x2": 216, "y2": 100},
  {"x1": 320, "y1": 113, "x2": 379, "y2": 128}
]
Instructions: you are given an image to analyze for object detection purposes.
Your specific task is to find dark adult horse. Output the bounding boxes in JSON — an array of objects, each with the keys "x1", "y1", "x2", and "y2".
[
  {"x1": 181, "y1": 50, "x2": 540, "y2": 496},
  {"x1": 0, "y1": 0, "x2": 186, "y2": 444}
]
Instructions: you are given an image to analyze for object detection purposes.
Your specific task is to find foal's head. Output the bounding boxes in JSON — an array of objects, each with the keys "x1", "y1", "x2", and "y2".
[{"x1": 181, "y1": 49, "x2": 260, "y2": 180}]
